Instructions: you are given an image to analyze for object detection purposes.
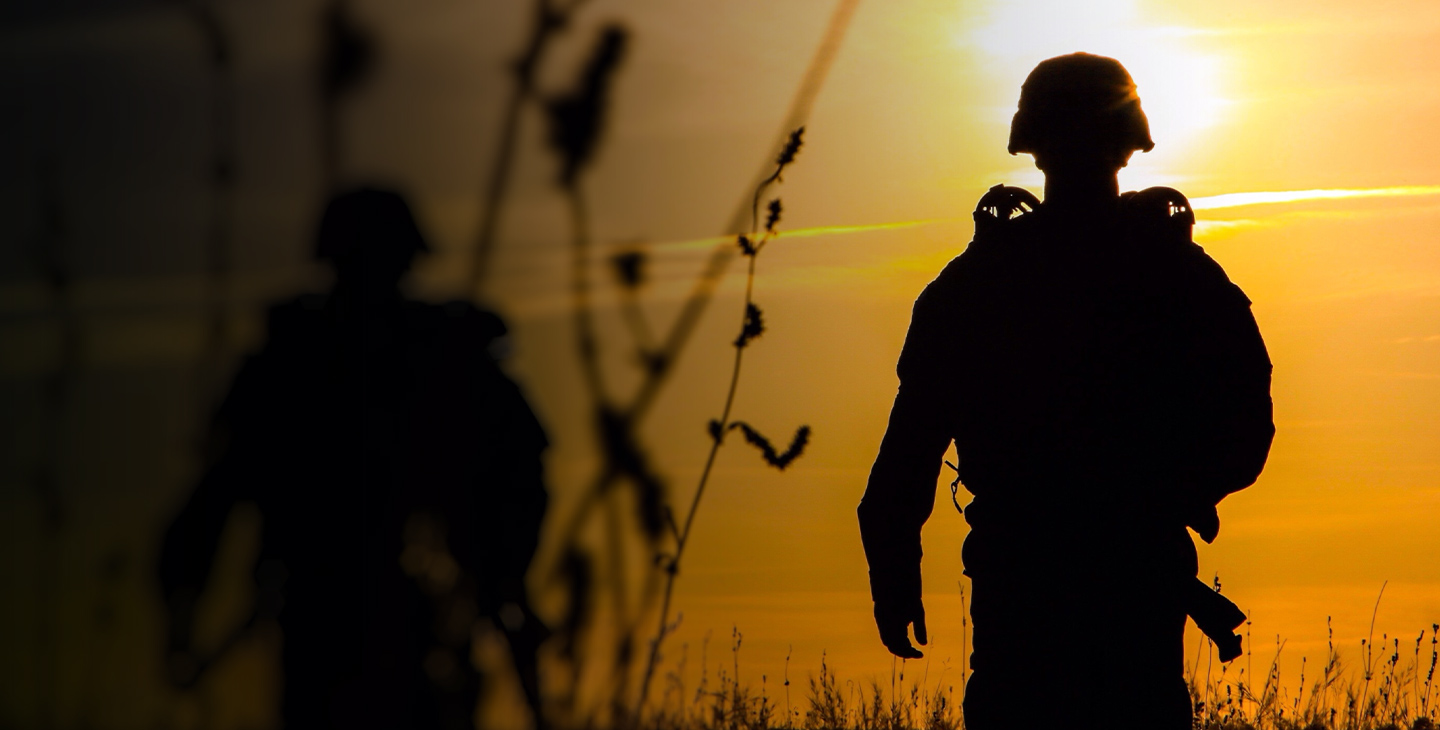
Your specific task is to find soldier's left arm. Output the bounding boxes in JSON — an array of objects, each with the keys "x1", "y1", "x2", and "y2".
[
  {"x1": 1179, "y1": 256, "x2": 1276, "y2": 540},
  {"x1": 454, "y1": 304, "x2": 550, "y2": 604}
]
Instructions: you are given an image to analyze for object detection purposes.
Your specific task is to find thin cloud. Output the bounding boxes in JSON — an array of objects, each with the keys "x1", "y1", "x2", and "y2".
[
  {"x1": 1193, "y1": 219, "x2": 1262, "y2": 238},
  {"x1": 650, "y1": 185, "x2": 1440, "y2": 253},
  {"x1": 492, "y1": 184, "x2": 1440, "y2": 313},
  {"x1": 648, "y1": 219, "x2": 941, "y2": 254},
  {"x1": 1191, "y1": 186, "x2": 1440, "y2": 210}
]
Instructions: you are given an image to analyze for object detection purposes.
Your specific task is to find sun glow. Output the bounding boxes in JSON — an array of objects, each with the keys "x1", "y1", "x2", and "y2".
[{"x1": 957, "y1": 0, "x2": 1228, "y2": 179}]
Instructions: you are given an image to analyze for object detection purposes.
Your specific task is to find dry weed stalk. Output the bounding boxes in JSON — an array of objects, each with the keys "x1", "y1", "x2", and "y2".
[
  {"x1": 522, "y1": 11, "x2": 836, "y2": 723},
  {"x1": 633, "y1": 128, "x2": 813, "y2": 721},
  {"x1": 1186, "y1": 585, "x2": 1439, "y2": 730},
  {"x1": 505, "y1": 2, "x2": 859, "y2": 723}
]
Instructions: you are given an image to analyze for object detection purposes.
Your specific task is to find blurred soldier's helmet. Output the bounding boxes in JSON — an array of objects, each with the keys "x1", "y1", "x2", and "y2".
[
  {"x1": 315, "y1": 187, "x2": 429, "y2": 262},
  {"x1": 1008, "y1": 52, "x2": 1155, "y2": 157},
  {"x1": 315, "y1": 187, "x2": 428, "y2": 284}
]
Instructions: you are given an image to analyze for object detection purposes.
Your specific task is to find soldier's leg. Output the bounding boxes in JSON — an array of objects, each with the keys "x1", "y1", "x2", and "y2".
[
  {"x1": 963, "y1": 569, "x2": 1077, "y2": 729},
  {"x1": 1076, "y1": 526, "x2": 1193, "y2": 730},
  {"x1": 962, "y1": 522, "x2": 1192, "y2": 730}
]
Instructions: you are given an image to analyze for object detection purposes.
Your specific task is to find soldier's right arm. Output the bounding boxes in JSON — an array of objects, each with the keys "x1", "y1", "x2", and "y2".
[
  {"x1": 488, "y1": 368, "x2": 550, "y2": 603},
  {"x1": 157, "y1": 349, "x2": 273, "y2": 672},
  {"x1": 858, "y1": 265, "x2": 962, "y2": 657}
]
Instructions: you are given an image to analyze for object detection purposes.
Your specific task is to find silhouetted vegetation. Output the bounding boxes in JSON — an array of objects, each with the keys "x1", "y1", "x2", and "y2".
[
  {"x1": 632, "y1": 126, "x2": 814, "y2": 721},
  {"x1": 1185, "y1": 603, "x2": 1440, "y2": 730},
  {"x1": 470, "y1": 0, "x2": 594, "y2": 291},
  {"x1": 496, "y1": 1, "x2": 859, "y2": 725},
  {"x1": 530, "y1": 16, "x2": 817, "y2": 720},
  {"x1": 25, "y1": 4, "x2": 1439, "y2": 730},
  {"x1": 642, "y1": 637, "x2": 960, "y2": 730},
  {"x1": 318, "y1": 0, "x2": 376, "y2": 190},
  {"x1": 627, "y1": 612, "x2": 1440, "y2": 730}
]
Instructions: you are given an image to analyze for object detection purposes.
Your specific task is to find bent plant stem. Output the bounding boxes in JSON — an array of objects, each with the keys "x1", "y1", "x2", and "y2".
[
  {"x1": 560, "y1": 133, "x2": 800, "y2": 552},
  {"x1": 567, "y1": 184, "x2": 607, "y2": 406},
  {"x1": 564, "y1": 179, "x2": 628, "y2": 719},
  {"x1": 553, "y1": 229, "x2": 747, "y2": 555},
  {"x1": 548, "y1": 0, "x2": 849, "y2": 564},
  {"x1": 619, "y1": 288, "x2": 657, "y2": 362},
  {"x1": 566, "y1": 176, "x2": 674, "y2": 724},
  {"x1": 634, "y1": 218, "x2": 770, "y2": 723},
  {"x1": 1361, "y1": 581, "x2": 1389, "y2": 720},
  {"x1": 471, "y1": 0, "x2": 590, "y2": 294}
]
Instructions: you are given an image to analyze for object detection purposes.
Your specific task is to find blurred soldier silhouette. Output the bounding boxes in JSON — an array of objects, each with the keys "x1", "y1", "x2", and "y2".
[
  {"x1": 858, "y1": 54, "x2": 1274, "y2": 730},
  {"x1": 159, "y1": 188, "x2": 549, "y2": 729}
]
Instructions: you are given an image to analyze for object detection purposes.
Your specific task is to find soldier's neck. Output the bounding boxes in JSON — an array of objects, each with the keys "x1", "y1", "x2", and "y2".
[
  {"x1": 331, "y1": 281, "x2": 405, "y2": 313},
  {"x1": 1042, "y1": 173, "x2": 1120, "y2": 215}
]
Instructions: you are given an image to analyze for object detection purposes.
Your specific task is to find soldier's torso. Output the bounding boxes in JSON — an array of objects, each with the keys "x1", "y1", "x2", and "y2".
[
  {"x1": 224, "y1": 296, "x2": 540, "y2": 576},
  {"x1": 933, "y1": 187, "x2": 1222, "y2": 516},
  {"x1": 927, "y1": 186, "x2": 1226, "y2": 587}
]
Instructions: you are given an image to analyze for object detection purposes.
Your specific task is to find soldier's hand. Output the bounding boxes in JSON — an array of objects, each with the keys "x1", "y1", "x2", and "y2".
[
  {"x1": 1186, "y1": 504, "x2": 1221, "y2": 544},
  {"x1": 874, "y1": 598, "x2": 927, "y2": 659}
]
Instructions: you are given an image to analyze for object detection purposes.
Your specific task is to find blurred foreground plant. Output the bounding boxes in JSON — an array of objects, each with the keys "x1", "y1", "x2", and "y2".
[
  {"x1": 466, "y1": 0, "x2": 858, "y2": 723},
  {"x1": 497, "y1": 1, "x2": 862, "y2": 725},
  {"x1": 539, "y1": 23, "x2": 813, "y2": 724}
]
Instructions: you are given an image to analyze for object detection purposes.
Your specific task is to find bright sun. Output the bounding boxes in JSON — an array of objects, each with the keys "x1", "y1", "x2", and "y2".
[{"x1": 957, "y1": 0, "x2": 1228, "y2": 187}]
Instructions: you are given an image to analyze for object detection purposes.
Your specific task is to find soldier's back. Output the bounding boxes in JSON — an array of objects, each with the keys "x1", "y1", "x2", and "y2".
[
  {"x1": 937, "y1": 188, "x2": 1234, "y2": 729},
  {"x1": 913, "y1": 187, "x2": 1249, "y2": 522}
]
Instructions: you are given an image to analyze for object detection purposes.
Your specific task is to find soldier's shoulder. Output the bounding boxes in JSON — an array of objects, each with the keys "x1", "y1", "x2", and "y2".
[
  {"x1": 907, "y1": 185, "x2": 1033, "y2": 302},
  {"x1": 1120, "y1": 186, "x2": 1196, "y2": 243},
  {"x1": 923, "y1": 184, "x2": 1044, "y2": 289},
  {"x1": 1120, "y1": 187, "x2": 1253, "y2": 304},
  {"x1": 265, "y1": 293, "x2": 329, "y2": 337},
  {"x1": 968, "y1": 184, "x2": 1043, "y2": 249},
  {"x1": 441, "y1": 300, "x2": 508, "y2": 342},
  {"x1": 268, "y1": 292, "x2": 326, "y2": 317},
  {"x1": 402, "y1": 299, "x2": 504, "y2": 333},
  {"x1": 407, "y1": 300, "x2": 514, "y2": 365}
]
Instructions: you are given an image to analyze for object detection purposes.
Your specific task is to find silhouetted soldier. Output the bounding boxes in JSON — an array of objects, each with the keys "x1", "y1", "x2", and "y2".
[
  {"x1": 159, "y1": 188, "x2": 549, "y2": 729},
  {"x1": 858, "y1": 54, "x2": 1274, "y2": 730}
]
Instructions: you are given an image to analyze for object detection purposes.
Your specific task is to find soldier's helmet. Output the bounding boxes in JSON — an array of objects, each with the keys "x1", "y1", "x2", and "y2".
[
  {"x1": 315, "y1": 187, "x2": 429, "y2": 285},
  {"x1": 1008, "y1": 52, "x2": 1155, "y2": 157}
]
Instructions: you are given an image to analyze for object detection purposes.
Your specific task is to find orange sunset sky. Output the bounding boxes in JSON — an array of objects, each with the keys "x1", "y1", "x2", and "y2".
[
  {"x1": 3, "y1": 0, "x2": 1440, "y2": 726},
  {"x1": 484, "y1": 0, "x2": 1440, "y2": 716}
]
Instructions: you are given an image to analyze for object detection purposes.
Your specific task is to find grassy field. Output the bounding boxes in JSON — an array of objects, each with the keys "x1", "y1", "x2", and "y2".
[{"x1": 627, "y1": 622, "x2": 1440, "y2": 730}]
